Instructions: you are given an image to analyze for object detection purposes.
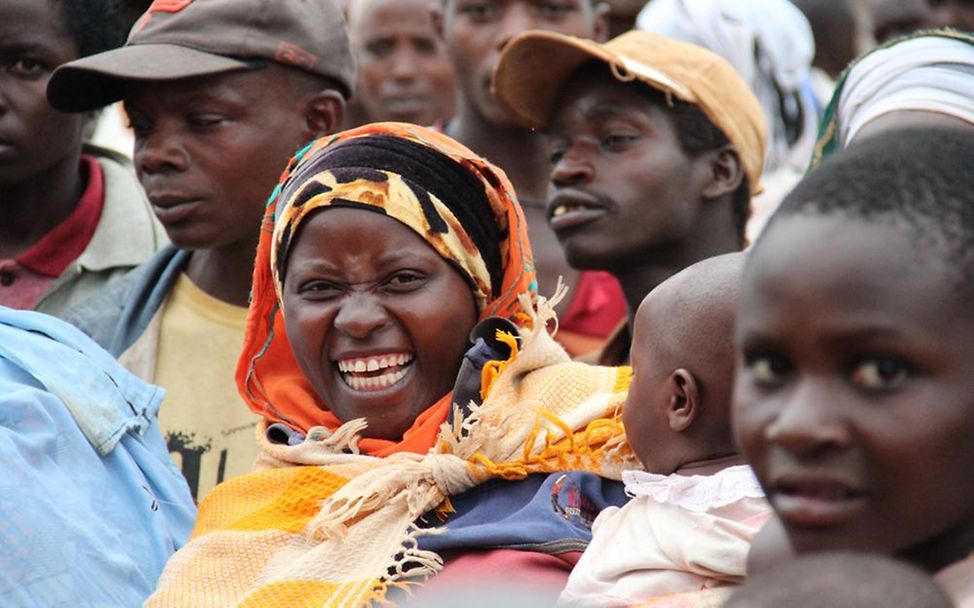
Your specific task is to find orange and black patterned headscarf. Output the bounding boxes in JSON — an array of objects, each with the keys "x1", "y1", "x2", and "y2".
[{"x1": 236, "y1": 123, "x2": 537, "y2": 456}]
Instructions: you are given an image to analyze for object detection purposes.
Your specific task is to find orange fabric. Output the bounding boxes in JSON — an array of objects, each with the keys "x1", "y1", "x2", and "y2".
[{"x1": 236, "y1": 123, "x2": 536, "y2": 456}]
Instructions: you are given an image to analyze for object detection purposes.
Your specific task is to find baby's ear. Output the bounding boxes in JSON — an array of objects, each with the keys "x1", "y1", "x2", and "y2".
[{"x1": 666, "y1": 368, "x2": 699, "y2": 432}]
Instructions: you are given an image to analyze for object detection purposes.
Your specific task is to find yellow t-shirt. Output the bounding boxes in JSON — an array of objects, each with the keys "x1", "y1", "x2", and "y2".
[{"x1": 154, "y1": 274, "x2": 261, "y2": 501}]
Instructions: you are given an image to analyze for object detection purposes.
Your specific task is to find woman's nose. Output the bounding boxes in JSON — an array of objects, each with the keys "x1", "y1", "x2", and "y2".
[{"x1": 333, "y1": 293, "x2": 390, "y2": 340}]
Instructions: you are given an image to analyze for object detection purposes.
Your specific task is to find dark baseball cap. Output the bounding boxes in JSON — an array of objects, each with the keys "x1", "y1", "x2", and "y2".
[{"x1": 47, "y1": 0, "x2": 356, "y2": 112}]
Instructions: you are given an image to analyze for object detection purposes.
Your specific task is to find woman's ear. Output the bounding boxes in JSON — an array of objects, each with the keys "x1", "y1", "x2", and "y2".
[
  {"x1": 702, "y1": 145, "x2": 745, "y2": 201},
  {"x1": 306, "y1": 90, "x2": 346, "y2": 138},
  {"x1": 666, "y1": 368, "x2": 699, "y2": 432}
]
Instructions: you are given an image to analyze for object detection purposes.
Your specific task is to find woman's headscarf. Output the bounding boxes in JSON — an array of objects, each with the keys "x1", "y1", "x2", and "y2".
[
  {"x1": 637, "y1": 0, "x2": 818, "y2": 174},
  {"x1": 236, "y1": 123, "x2": 536, "y2": 456},
  {"x1": 813, "y1": 30, "x2": 974, "y2": 165}
]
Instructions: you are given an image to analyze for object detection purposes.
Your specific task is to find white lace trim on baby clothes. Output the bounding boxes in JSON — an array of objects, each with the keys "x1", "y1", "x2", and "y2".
[{"x1": 622, "y1": 465, "x2": 765, "y2": 513}]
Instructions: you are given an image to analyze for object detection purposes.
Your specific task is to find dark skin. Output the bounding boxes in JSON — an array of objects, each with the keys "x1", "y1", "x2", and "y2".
[
  {"x1": 432, "y1": 0, "x2": 609, "y2": 301},
  {"x1": 123, "y1": 66, "x2": 344, "y2": 306},
  {"x1": 546, "y1": 67, "x2": 743, "y2": 342},
  {"x1": 353, "y1": 0, "x2": 455, "y2": 125},
  {"x1": 622, "y1": 253, "x2": 743, "y2": 475},
  {"x1": 734, "y1": 214, "x2": 974, "y2": 573},
  {"x1": 0, "y1": 0, "x2": 89, "y2": 259},
  {"x1": 791, "y1": 0, "x2": 861, "y2": 79},
  {"x1": 282, "y1": 208, "x2": 478, "y2": 440}
]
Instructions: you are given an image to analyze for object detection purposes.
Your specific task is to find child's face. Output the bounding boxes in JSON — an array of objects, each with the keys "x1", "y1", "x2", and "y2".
[{"x1": 733, "y1": 214, "x2": 974, "y2": 568}]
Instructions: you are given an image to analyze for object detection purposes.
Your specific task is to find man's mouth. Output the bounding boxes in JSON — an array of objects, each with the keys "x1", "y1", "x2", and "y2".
[
  {"x1": 547, "y1": 192, "x2": 610, "y2": 232},
  {"x1": 336, "y1": 353, "x2": 414, "y2": 392}
]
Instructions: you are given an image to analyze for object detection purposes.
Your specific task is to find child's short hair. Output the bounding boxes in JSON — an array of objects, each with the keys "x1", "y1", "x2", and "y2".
[
  {"x1": 763, "y1": 126, "x2": 974, "y2": 292},
  {"x1": 52, "y1": 0, "x2": 126, "y2": 59},
  {"x1": 723, "y1": 552, "x2": 953, "y2": 608}
]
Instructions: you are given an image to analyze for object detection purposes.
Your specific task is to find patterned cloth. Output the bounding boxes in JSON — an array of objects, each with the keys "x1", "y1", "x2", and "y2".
[{"x1": 147, "y1": 124, "x2": 635, "y2": 607}]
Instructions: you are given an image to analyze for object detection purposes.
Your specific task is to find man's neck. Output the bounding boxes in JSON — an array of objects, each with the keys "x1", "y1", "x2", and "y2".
[
  {"x1": 613, "y1": 212, "x2": 742, "y2": 320},
  {"x1": 0, "y1": 152, "x2": 84, "y2": 259},
  {"x1": 184, "y1": 235, "x2": 260, "y2": 308},
  {"x1": 445, "y1": 105, "x2": 551, "y2": 201}
]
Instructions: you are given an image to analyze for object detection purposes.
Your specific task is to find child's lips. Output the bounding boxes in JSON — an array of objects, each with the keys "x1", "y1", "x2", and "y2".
[{"x1": 770, "y1": 476, "x2": 869, "y2": 528}]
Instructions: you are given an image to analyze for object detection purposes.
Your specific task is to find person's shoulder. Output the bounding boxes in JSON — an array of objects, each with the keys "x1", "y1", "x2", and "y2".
[{"x1": 65, "y1": 246, "x2": 188, "y2": 354}]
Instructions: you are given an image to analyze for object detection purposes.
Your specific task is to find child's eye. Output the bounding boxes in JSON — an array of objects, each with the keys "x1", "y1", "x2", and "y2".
[
  {"x1": 849, "y1": 358, "x2": 909, "y2": 391},
  {"x1": 744, "y1": 353, "x2": 792, "y2": 385}
]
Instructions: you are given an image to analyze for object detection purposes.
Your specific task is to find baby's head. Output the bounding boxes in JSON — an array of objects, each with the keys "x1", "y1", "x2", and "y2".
[
  {"x1": 723, "y1": 552, "x2": 953, "y2": 608},
  {"x1": 734, "y1": 126, "x2": 974, "y2": 572},
  {"x1": 623, "y1": 252, "x2": 744, "y2": 474}
]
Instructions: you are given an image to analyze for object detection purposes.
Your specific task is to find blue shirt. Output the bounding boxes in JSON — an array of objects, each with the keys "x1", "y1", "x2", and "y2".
[{"x1": 0, "y1": 307, "x2": 196, "y2": 607}]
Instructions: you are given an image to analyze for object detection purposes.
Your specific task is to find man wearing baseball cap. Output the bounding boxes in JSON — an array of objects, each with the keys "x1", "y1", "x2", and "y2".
[
  {"x1": 494, "y1": 30, "x2": 766, "y2": 365},
  {"x1": 46, "y1": 0, "x2": 352, "y2": 500}
]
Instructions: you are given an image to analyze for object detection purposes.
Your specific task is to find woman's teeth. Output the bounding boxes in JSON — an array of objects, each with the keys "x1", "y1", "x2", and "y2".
[{"x1": 337, "y1": 353, "x2": 414, "y2": 392}]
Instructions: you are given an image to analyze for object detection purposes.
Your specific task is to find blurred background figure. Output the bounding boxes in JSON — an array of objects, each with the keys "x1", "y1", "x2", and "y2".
[
  {"x1": 347, "y1": 0, "x2": 456, "y2": 126},
  {"x1": 88, "y1": 0, "x2": 151, "y2": 156},
  {"x1": 635, "y1": 0, "x2": 819, "y2": 242},
  {"x1": 927, "y1": 0, "x2": 974, "y2": 31},
  {"x1": 871, "y1": 0, "x2": 931, "y2": 42},
  {"x1": 603, "y1": 0, "x2": 650, "y2": 37},
  {"x1": 872, "y1": 0, "x2": 974, "y2": 43},
  {"x1": 791, "y1": 0, "x2": 873, "y2": 99}
]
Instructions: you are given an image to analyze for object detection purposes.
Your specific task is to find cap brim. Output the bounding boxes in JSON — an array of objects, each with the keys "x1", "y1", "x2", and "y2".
[
  {"x1": 494, "y1": 31, "x2": 688, "y2": 130},
  {"x1": 48, "y1": 44, "x2": 258, "y2": 112}
]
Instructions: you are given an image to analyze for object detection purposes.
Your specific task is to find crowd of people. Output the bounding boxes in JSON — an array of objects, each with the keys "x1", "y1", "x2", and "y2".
[{"x1": 1, "y1": 0, "x2": 973, "y2": 606}]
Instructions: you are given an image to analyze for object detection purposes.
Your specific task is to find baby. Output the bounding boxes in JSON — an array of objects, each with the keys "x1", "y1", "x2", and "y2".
[
  {"x1": 734, "y1": 126, "x2": 974, "y2": 607},
  {"x1": 558, "y1": 252, "x2": 771, "y2": 607}
]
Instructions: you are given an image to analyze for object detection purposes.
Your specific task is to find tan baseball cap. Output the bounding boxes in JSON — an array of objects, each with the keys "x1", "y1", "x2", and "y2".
[
  {"x1": 48, "y1": 0, "x2": 355, "y2": 113},
  {"x1": 493, "y1": 30, "x2": 767, "y2": 194}
]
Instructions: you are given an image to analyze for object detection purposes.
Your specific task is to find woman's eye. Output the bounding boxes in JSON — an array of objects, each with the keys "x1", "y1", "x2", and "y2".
[
  {"x1": 298, "y1": 281, "x2": 341, "y2": 297},
  {"x1": 744, "y1": 353, "x2": 792, "y2": 385},
  {"x1": 385, "y1": 272, "x2": 425, "y2": 291},
  {"x1": 849, "y1": 358, "x2": 909, "y2": 390}
]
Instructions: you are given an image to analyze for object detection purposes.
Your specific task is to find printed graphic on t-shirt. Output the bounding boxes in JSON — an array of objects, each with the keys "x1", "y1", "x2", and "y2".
[{"x1": 166, "y1": 420, "x2": 258, "y2": 501}]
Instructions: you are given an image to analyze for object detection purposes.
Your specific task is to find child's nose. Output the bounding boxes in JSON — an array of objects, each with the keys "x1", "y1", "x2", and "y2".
[{"x1": 764, "y1": 380, "x2": 851, "y2": 457}]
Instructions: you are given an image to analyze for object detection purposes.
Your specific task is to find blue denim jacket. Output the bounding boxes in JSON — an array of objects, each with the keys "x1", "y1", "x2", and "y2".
[{"x1": 0, "y1": 307, "x2": 196, "y2": 607}]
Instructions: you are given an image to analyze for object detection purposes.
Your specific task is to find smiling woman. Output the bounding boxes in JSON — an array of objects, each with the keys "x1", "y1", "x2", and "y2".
[
  {"x1": 248, "y1": 122, "x2": 528, "y2": 454},
  {"x1": 146, "y1": 123, "x2": 635, "y2": 607}
]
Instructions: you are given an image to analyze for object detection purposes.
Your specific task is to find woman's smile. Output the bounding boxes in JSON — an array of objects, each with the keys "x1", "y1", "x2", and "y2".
[{"x1": 335, "y1": 352, "x2": 415, "y2": 393}]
